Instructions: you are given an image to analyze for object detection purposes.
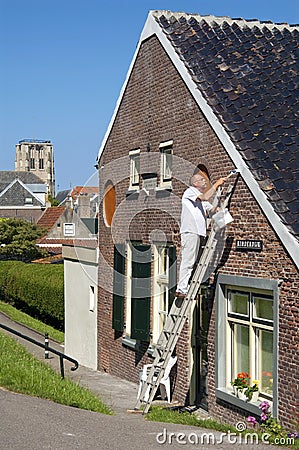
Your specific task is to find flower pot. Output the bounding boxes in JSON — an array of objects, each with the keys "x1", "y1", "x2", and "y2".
[
  {"x1": 238, "y1": 389, "x2": 247, "y2": 401},
  {"x1": 233, "y1": 387, "x2": 247, "y2": 400},
  {"x1": 249, "y1": 391, "x2": 259, "y2": 403}
]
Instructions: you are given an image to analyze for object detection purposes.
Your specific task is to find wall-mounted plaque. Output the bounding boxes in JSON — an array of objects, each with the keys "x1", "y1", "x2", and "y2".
[{"x1": 235, "y1": 239, "x2": 263, "y2": 251}]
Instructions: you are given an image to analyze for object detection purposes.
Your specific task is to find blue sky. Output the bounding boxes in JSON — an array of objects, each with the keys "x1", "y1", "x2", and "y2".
[{"x1": 0, "y1": 0, "x2": 298, "y2": 192}]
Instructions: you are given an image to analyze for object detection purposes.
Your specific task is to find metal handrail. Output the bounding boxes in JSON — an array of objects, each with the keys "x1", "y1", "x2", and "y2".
[{"x1": 0, "y1": 322, "x2": 79, "y2": 379}]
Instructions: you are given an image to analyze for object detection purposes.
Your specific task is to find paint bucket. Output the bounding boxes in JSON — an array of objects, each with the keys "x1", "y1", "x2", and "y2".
[{"x1": 213, "y1": 208, "x2": 233, "y2": 228}]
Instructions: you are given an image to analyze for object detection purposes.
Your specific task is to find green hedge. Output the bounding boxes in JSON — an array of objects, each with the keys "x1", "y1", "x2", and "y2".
[{"x1": 0, "y1": 261, "x2": 64, "y2": 329}]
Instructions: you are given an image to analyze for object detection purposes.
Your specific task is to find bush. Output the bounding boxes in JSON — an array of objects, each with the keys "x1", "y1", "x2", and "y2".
[
  {"x1": 0, "y1": 261, "x2": 64, "y2": 329},
  {"x1": 0, "y1": 218, "x2": 48, "y2": 262}
]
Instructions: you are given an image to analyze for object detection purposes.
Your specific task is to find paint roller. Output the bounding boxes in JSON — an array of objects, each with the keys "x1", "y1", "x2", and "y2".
[{"x1": 225, "y1": 168, "x2": 241, "y2": 180}]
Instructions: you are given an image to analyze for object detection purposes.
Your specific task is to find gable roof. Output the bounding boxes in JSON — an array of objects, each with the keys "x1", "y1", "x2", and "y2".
[
  {"x1": 37, "y1": 206, "x2": 66, "y2": 231},
  {"x1": 97, "y1": 11, "x2": 299, "y2": 268}
]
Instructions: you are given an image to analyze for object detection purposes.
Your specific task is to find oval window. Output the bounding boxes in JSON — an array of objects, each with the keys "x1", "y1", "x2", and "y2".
[{"x1": 103, "y1": 184, "x2": 116, "y2": 227}]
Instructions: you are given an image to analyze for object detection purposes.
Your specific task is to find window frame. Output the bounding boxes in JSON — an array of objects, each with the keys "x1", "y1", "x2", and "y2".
[
  {"x1": 63, "y1": 223, "x2": 75, "y2": 236},
  {"x1": 215, "y1": 274, "x2": 279, "y2": 417},
  {"x1": 227, "y1": 289, "x2": 274, "y2": 397},
  {"x1": 159, "y1": 140, "x2": 173, "y2": 189},
  {"x1": 129, "y1": 149, "x2": 140, "y2": 191}
]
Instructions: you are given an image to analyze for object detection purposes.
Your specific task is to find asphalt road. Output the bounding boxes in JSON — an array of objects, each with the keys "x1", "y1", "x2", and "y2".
[{"x1": 1, "y1": 388, "x2": 289, "y2": 450}]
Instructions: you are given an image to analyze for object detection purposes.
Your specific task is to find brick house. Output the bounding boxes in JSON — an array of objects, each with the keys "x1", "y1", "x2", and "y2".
[{"x1": 95, "y1": 11, "x2": 298, "y2": 429}]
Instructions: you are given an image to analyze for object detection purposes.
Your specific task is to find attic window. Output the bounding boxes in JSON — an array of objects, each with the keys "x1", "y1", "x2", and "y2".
[
  {"x1": 129, "y1": 149, "x2": 140, "y2": 190},
  {"x1": 103, "y1": 183, "x2": 116, "y2": 228},
  {"x1": 159, "y1": 140, "x2": 173, "y2": 188},
  {"x1": 24, "y1": 197, "x2": 33, "y2": 205}
]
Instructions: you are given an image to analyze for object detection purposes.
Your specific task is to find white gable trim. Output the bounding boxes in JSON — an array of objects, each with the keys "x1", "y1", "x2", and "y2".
[
  {"x1": 97, "y1": 11, "x2": 299, "y2": 268},
  {"x1": 0, "y1": 178, "x2": 45, "y2": 206}
]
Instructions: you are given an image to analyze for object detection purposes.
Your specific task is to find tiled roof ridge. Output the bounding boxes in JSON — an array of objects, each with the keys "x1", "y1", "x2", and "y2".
[{"x1": 151, "y1": 10, "x2": 299, "y2": 30}]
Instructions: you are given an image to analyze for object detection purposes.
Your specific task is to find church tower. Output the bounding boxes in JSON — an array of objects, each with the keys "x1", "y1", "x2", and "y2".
[{"x1": 15, "y1": 139, "x2": 55, "y2": 197}]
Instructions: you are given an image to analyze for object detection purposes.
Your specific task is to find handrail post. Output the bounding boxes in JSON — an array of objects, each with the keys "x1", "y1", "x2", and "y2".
[
  {"x1": 45, "y1": 332, "x2": 49, "y2": 359},
  {"x1": 59, "y1": 355, "x2": 65, "y2": 379}
]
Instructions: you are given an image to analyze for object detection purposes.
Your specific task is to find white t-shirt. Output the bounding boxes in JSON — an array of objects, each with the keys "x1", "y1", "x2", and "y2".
[{"x1": 180, "y1": 186, "x2": 212, "y2": 237}]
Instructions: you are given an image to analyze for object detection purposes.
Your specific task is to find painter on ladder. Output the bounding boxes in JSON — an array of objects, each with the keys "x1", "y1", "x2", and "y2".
[{"x1": 175, "y1": 167, "x2": 227, "y2": 298}]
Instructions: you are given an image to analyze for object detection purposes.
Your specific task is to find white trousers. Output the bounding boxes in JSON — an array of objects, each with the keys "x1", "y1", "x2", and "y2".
[{"x1": 177, "y1": 233, "x2": 203, "y2": 294}]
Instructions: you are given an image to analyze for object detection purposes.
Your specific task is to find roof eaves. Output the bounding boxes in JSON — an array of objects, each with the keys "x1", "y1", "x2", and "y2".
[{"x1": 150, "y1": 10, "x2": 299, "y2": 31}]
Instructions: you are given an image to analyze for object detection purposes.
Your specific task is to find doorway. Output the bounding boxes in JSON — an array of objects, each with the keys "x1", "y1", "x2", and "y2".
[{"x1": 193, "y1": 286, "x2": 213, "y2": 410}]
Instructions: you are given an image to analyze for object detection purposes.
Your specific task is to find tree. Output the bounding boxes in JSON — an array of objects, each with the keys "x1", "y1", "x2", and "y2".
[
  {"x1": 0, "y1": 218, "x2": 48, "y2": 262},
  {"x1": 48, "y1": 194, "x2": 60, "y2": 206}
]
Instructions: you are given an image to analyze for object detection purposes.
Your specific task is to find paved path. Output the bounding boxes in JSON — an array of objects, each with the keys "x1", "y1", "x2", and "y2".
[{"x1": 0, "y1": 312, "x2": 286, "y2": 449}]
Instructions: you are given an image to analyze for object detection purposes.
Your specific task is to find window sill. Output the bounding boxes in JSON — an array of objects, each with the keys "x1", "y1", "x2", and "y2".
[
  {"x1": 215, "y1": 388, "x2": 262, "y2": 415},
  {"x1": 122, "y1": 336, "x2": 140, "y2": 350}
]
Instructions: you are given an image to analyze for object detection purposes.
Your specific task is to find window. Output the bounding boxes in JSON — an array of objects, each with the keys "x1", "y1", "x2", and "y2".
[
  {"x1": 129, "y1": 149, "x2": 140, "y2": 190},
  {"x1": 29, "y1": 146, "x2": 35, "y2": 169},
  {"x1": 152, "y1": 244, "x2": 176, "y2": 344},
  {"x1": 39, "y1": 147, "x2": 44, "y2": 170},
  {"x1": 227, "y1": 289, "x2": 274, "y2": 397},
  {"x1": 89, "y1": 285, "x2": 95, "y2": 312},
  {"x1": 215, "y1": 275, "x2": 278, "y2": 415},
  {"x1": 24, "y1": 197, "x2": 33, "y2": 205},
  {"x1": 112, "y1": 243, "x2": 151, "y2": 343},
  {"x1": 64, "y1": 223, "x2": 75, "y2": 236},
  {"x1": 103, "y1": 183, "x2": 116, "y2": 227},
  {"x1": 159, "y1": 140, "x2": 173, "y2": 188}
]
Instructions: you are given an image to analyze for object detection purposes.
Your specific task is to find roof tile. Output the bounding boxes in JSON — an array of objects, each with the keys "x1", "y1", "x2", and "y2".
[{"x1": 154, "y1": 12, "x2": 299, "y2": 238}]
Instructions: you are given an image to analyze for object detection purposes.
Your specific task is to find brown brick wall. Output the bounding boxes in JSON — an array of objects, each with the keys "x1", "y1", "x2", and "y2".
[
  {"x1": 0, "y1": 208, "x2": 44, "y2": 223},
  {"x1": 97, "y1": 36, "x2": 298, "y2": 430}
]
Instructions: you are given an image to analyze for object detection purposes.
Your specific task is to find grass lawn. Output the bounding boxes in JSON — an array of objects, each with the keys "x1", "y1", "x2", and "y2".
[{"x1": 0, "y1": 331, "x2": 112, "y2": 415}]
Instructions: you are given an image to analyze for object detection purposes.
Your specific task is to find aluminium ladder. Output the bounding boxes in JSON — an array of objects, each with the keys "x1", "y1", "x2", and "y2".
[{"x1": 135, "y1": 185, "x2": 234, "y2": 414}]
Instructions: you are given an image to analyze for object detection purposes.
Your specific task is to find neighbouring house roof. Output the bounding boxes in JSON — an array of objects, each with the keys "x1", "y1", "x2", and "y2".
[
  {"x1": 56, "y1": 186, "x2": 98, "y2": 206},
  {"x1": 55, "y1": 189, "x2": 71, "y2": 204},
  {"x1": 37, "y1": 206, "x2": 66, "y2": 230},
  {"x1": 0, "y1": 171, "x2": 45, "y2": 192},
  {"x1": 71, "y1": 186, "x2": 98, "y2": 202},
  {"x1": 97, "y1": 11, "x2": 299, "y2": 267}
]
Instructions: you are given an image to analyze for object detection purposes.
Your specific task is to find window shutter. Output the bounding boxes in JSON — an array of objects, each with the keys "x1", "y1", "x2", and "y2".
[
  {"x1": 112, "y1": 243, "x2": 125, "y2": 331},
  {"x1": 168, "y1": 245, "x2": 177, "y2": 309},
  {"x1": 131, "y1": 244, "x2": 151, "y2": 341}
]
